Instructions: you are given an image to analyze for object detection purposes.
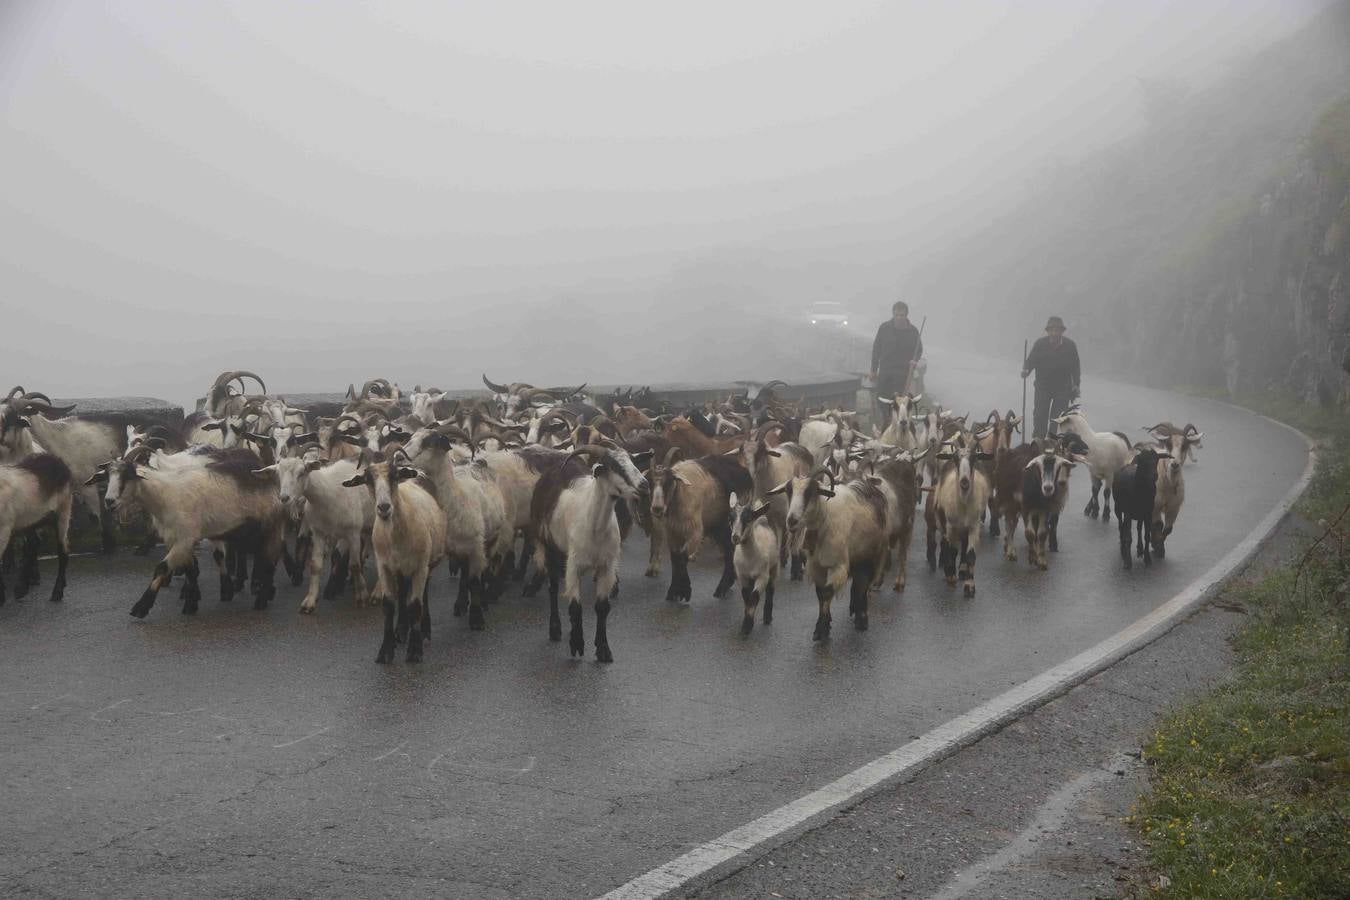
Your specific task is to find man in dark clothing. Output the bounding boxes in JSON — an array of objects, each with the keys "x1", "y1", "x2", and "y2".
[
  {"x1": 1022, "y1": 316, "x2": 1081, "y2": 439},
  {"x1": 870, "y1": 301, "x2": 924, "y2": 426}
]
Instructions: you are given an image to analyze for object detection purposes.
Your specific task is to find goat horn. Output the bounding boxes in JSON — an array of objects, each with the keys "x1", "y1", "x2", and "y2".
[
  {"x1": 662, "y1": 446, "x2": 683, "y2": 468},
  {"x1": 213, "y1": 370, "x2": 266, "y2": 395},
  {"x1": 5, "y1": 386, "x2": 25, "y2": 402},
  {"x1": 124, "y1": 443, "x2": 158, "y2": 466},
  {"x1": 482, "y1": 374, "x2": 510, "y2": 393},
  {"x1": 432, "y1": 422, "x2": 475, "y2": 443},
  {"x1": 568, "y1": 443, "x2": 612, "y2": 463},
  {"x1": 16, "y1": 397, "x2": 76, "y2": 417}
]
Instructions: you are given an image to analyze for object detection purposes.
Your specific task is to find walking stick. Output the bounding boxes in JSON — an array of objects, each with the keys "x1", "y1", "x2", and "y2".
[{"x1": 1021, "y1": 338, "x2": 1029, "y2": 436}]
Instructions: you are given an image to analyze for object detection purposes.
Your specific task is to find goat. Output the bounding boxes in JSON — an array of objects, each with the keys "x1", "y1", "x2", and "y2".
[
  {"x1": 735, "y1": 423, "x2": 814, "y2": 579},
  {"x1": 1019, "y1": 448, "x2": 1077, "y2": 570},
  {"x1": 929, "y1": 442, "x2": 993, "y2": 597},
  {"x1": 0, "y1": 454, "x2": 73, "y2": 605},
  {"x1": 1146, "y1": 422, "x2": 1203, "y2": 463},
  {"x1": 729, "y1": 492, "x2": 777, "y2": 636},
  {"x1": 664, "y1": 417, "x2": 747, "y2": 457},
  {"x1": 256, "y1": 453, "x2": 374, "y2": 612},
  {"x1": 877, "y1": 393, "x2": 922, "y2": 449},
  {"x1": 976, "y1": 410, "x2": 1020, "y2": 536},
  {"x1": 1150, "y1": 428, "x2": 1200, "y2": 558},
  {"x1": 865, "y1": 451, "x2": 921, "y2": 592},
  {"x1": 649, "y1": 453, "x2": 753, "y2": 604},
  {"x1": 343, "y1": 458, "x2": 447, "y2": 663},
  {"x1": 94, "y1": 448, "x2": 287, "y2": 617},
  {"x1": 529, "y1": 444, "x2": 651, "y2": 661},
  {"x1": 2, "y1": 395, "x2": 163, "y2": 553},
  {"x1": 203, "y1": 370, "x2": 267, "y2": 419},
  {"x1": 768, "y1": 469, "x2": 888, "y2": 639},
  {"x1": 1112, "y1": 446, "x2": 1170, "y2": 569},
  {"x1": 991, "y1": 443, "x2": 1040, "y2": 562},
  {"x1": 1053, "y1": 404, "x2": 1131, "y2": 520},
  {"x1": 399, "y1": 425, "x2": 514, "y2": 630}
]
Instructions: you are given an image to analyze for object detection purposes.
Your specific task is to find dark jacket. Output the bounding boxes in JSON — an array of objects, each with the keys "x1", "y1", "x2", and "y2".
[
  {"x1": 871, "y1": 320, "x2": 923, "y2": 380},
  {"x1": 1025, "y1": 335, "x2": 1081, "y2": 393}
]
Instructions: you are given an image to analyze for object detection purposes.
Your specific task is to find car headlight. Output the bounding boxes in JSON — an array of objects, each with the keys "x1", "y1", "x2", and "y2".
[
  {"x1": 811, "y1": 319, "x2": 817, "y2": 324},
  {"x1": 842, "y1": 320, "x2": 848, "y2": 326}
]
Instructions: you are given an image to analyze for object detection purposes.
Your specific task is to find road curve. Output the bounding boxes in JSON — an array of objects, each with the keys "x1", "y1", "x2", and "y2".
[{"x1": 0, "y1": 350, "x2": 1308, "y2": 898}]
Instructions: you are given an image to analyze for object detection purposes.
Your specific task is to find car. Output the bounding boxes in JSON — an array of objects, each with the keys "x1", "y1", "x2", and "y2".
[{"x1": 807, "y1": 301, "x2": 850, "y2": 327}]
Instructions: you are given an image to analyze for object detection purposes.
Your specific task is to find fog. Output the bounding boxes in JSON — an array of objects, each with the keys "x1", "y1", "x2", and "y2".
[{"x1": 0, "y1": 1, "x2": 1327, "y2": 406}]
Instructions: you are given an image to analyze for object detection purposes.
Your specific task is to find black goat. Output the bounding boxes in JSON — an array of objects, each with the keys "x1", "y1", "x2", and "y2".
[{"x1": 1111, "y1": 446, "x2": 1170, "y2": 569}]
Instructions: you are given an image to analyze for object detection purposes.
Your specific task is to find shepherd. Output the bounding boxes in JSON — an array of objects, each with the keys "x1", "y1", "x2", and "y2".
[
  {"x1": 1021, "y1": 315, "x2": 1081, "y2": 439},
  {"x1": 869, "y1": 300, "x2": 924, "y2": 427}
]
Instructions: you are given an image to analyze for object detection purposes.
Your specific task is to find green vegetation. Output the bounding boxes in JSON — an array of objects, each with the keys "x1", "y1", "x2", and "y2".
[{"x1": 1132, "y1": 401, "x2": 1350, "y2": 897}]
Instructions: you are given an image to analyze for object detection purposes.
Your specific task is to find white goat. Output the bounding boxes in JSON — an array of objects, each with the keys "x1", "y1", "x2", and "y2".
[
  {"x1": 0, "y1": 454, "x2": 74, "y2": 605},
  {"x1": 256, "y1": 453, "x2": 374, "y2": 612},
  {"x1": 729, "y1": 492, "x2": 778, "y2": 636},
  {"x1": 768, "y1": 469, "x2": 889, "y2": 640},
  {"x1": 530, "y1": 444, "x2": 651, "y2": 661},
  {"x1": 1052, "y1": 404, "x2": 1131, "y2": 520},
  {"x1": 343, "y1": 458, "x2": 447, "y2": 664}
]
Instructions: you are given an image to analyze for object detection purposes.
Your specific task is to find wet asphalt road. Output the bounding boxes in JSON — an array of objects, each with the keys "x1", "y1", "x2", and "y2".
[{"x1": 0, "y1": 350, "x2": 1308, "y2": 898}]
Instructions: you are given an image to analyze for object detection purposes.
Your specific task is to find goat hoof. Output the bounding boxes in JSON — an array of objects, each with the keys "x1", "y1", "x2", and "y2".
[
  {"x1": 13, "y1": 581, "x2": 30, "y2": 601},
  {"x1": 49, "y1": 581, "x2": 66, "y2": 603},
  {"x1": 595, "y1": 644, "x2": 613, "y2": 663},
  {"x1": 375, "y1": 642, "x2": 395, "y2": 664},
  {"x1": 405, "y1": 645, "x2": 423, "y2": 664},
  {"x1": 643, "y1": 568, "x2": 659, "y2": 578},
  {"x1": 854, "y1": 613, "x2": 868, "y2": 631},
  {"x1": 963, "y1": 583, "x2": 976, "y2": 598},
  {"x1": 740, "y1": 616, "x2": 754, "y2": 637},
  {"x1": 468, "y1": 608, "x2": 485, "y2": 631},
  {"x1": 130, "y1": 593, "x2": 155, "y2": 618},
  {"x1": 569, "y1": 636, "x2": 584, "y2": 657}
]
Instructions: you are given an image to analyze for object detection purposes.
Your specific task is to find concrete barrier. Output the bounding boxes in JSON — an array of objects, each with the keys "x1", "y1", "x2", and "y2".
[{"x1": 52, "y1": 397, "x2": 184, "y2": 426}]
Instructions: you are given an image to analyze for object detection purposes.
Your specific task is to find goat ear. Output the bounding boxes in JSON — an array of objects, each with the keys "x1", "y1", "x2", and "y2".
[
  {"x1": 338, "y1": 433, "x2": 364, "y2": 445},
  {"x1": 396, "y1": 466, "x2": 420, "y2": 480},
  {"x1": 305, "y1": 459, "x2": 324, "y2": 473},
  {"x1": 630, "y1": 451, "x2": 653, "y2": 467},
  {"x1": 673, "y1": 472, "x2": 692, "y2": 486},
  {"x1": 15, "y1": 416, "x2": 31, "y2": 429},
  {"x1": 976, "y1": 451, "x2": 994, "y2": 461},
  {"x1": 251, "y1": 465, "x2": 277, "y2": 477},
  {"x1": 765, "y1": 448, "x2": 781, "y2": 457},
  {"x1": 341, "y1": 474, "x2": 366, "y2": 487},
  {"x1": 131, "y1": 466, "x2": 148, "y2": 480},
  {"x1": 816, "y1": 488, "x2": 836, "y2": 498},
  {"x1": 936, "y1": 452, "x2": 954, "y2": 461},
  {"x1": 84, "y1": 469, "x2": 108, "y2": 485},
  {"x1": 764, "y1": 479, "x2": 790, "y2": 497}
]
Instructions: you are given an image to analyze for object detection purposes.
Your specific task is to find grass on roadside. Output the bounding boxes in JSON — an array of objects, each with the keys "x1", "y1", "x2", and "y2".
[{"x1": 1132, "y1": 396, "x2": 1350, "y2": 898}]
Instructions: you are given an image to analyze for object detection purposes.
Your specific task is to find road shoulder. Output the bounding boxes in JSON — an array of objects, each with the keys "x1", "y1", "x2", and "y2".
[{"x1": 694, "y1": 513, "x2": 1317, "y2": 899}]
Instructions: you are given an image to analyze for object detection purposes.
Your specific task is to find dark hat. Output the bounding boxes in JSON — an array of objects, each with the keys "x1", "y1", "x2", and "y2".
[{"x1": 1045, "y1": 316, "x2": 1066, "y2": 332}]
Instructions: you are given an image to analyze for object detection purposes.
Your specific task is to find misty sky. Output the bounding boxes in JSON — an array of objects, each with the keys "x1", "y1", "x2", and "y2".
[{"x1": 0, "y1": 1, "x2": 1327, "y2": 405}]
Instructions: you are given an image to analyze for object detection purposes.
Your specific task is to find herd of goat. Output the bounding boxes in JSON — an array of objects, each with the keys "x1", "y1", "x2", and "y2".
[{"x1": 0, "y1": 373, "x2": 1203, "y2": 663}]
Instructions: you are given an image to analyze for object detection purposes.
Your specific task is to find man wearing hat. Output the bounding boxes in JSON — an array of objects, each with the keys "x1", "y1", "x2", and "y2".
[
  {"x1": 870, "y1": 300, "x2": 924, "y2": 426},
  {"x1": 1021, "y1": 316, "x2": 1080, "y2": 439}
]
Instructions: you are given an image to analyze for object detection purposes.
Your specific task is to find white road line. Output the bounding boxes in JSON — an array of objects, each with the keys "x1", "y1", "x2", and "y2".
[{"x1": 600, "y1": 418, "x2": 1314, "y2": 900}]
